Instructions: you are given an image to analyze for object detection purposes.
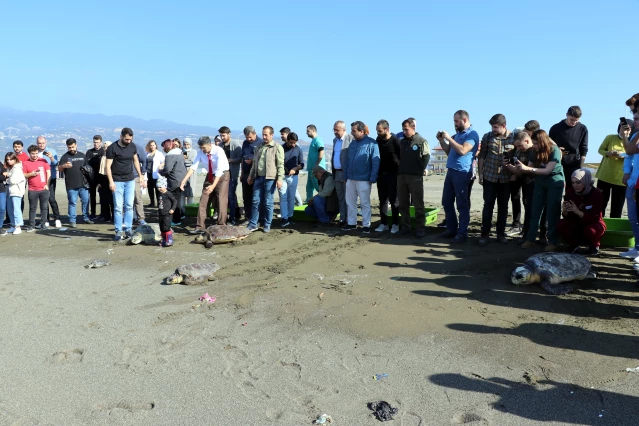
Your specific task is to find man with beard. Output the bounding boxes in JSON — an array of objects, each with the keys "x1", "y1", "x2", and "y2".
[
  {"x1": 59, "y1": 138, "x2": 92, "y2": 227},
  {"x1": 305, "y1": 124, "x2": 326, "y2": 202},
  {"x1": 106, "y1": 127, "x2": 146, "y2": 241},
  {"x1": 477, "y1": 114, "x2": 514, "y2": 245},
  {"x1": 85, "y1": 135, "x2": 103, "y2": 220},
  {"x1": 240, "y1": 126, "x2": 263, "y2": 222},
  {"x1": 549, "y1": 106, "x2": 588, "y2": 183},
  {"x1": 374, "y1": 119, "x2": 401, "y2": 233},
  {"x1": 220, "y1": 126, "x2": 242, "y2": 224},
  {"x1": 436, "y1": 110, "x2": 480, "y2": 244},
  {"x1": 36, "y1": 136, "x2": 62, "y2": 228}
]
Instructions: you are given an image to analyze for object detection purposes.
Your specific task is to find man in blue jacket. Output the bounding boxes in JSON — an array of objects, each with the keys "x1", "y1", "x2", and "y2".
[{"x1": 343, "y1": 121, "x2": 380, "y2": 234}]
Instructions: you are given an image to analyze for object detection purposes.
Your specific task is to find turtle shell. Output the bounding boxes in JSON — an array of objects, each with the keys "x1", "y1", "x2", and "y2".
[
  {"x1": 204, "y1": 225, "x2": 250, "y2": 244},
  {"x1": 131, "y1": 223, "x2": 161, "y2": 244},
  {"x1": 525, "y1": 253, "x2": 591, "y2": 284},
  {"x1": 175, "y1": 263, "x2": 221, "y2": 285}
]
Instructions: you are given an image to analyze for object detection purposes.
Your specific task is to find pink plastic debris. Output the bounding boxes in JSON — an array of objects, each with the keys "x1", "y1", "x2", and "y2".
[{"x1": 199, "y1": 293, "x2": 216, "y2": 304}]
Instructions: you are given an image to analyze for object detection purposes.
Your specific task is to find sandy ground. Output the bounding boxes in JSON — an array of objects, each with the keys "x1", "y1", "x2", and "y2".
[{"x1": 2, "y1": 175, "x2": 639, "y2": 425}]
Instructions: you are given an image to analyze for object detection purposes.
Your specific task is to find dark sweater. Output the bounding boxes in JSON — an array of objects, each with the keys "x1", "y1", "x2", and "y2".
[
  {"x1": 549, "y1": 120, "x2": 588, "y2": 169},
  {"x1": 0, "y1": 163, "x2": 6, "y2": 192},
  {"x1": 563, "y1": 187, "x2": 606, "y2": 227},
  {"x1": 158, "y1": 190, "x2": 178, "y2": 216},
  {"x1": 376, "y1": 134, "x2": 401, "y2": 174},
  {"x1": 397, "y1": 133, "x2": 430, "y2": 176}
]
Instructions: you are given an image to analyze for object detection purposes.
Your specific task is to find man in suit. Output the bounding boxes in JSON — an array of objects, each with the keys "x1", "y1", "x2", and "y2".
[{"x1": 332, "y1": 120, "x2": 353, "y2": 225}]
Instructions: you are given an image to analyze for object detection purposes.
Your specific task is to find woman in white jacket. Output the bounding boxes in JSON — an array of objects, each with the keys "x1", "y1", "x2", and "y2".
[
  {"x1": 145, "y1": 140, "x2": 165, "y2": 207},
  {"x1": 4, "y1": 153, "x2": 26, "y2": 234}
]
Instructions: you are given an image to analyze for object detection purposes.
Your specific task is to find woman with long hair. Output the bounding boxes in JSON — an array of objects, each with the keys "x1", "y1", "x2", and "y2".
[
  {"x1": 515, "y1": 129, "x2": 565, "y2": 251},
  {"x1": 145, "y1": 140, "x2": 164, "y2": 207},
  {"x1": 4, "y1": 152, "x2": 26, "y2": 234}
]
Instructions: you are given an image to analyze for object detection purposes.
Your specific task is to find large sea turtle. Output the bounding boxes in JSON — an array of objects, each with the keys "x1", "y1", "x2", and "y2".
[
  {"x1": 130, "y1": 223, "x2": 161, "y2": 245},
  {"x1": 511, "y1": 252, "x2": 596, "y2": 295},
  {"x1": 193, "y1": 225, "x2": 250, "y2": 248},
  {"x1": 165, "y1": 263, "x2": 221, "y2": 285}
]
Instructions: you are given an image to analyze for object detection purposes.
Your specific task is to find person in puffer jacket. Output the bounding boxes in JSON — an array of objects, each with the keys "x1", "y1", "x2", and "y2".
[
  {"x1": 4, "y1": 152, "x2": 26, "y2": 234},
  {"x1": 159, "y1": 139, "x2": 187, "y2": 225},
  {"x1": 342, "y1": 120, "x2": 380, "y2": 234}
]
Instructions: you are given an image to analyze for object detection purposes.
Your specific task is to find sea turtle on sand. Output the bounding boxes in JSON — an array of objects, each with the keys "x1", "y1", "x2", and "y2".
[
  {"x1": 130, "y1": 223, "x2": 161, "y2": 245},
  {"x1": 85, "y1": 259, "x2": 110, "y2": 269},
  {"x1": 511, "y1": 252, "x2": 596, "y2": 295},
  {"x1": 165, "y1": 263, "x2": 221, "y2": 285},
  {"x1": 193, "y1": 225, "x2": 251, "y2": 248}
]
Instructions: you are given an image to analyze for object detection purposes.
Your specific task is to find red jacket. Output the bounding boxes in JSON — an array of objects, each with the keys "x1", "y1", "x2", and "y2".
[{"x1": 563, "y1": 186, "x2": 606, "y2": 229}]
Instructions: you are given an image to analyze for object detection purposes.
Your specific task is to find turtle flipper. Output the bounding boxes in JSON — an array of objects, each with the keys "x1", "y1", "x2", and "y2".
[{"x1": 540, "y1": 280, "x2": 573, "y2": 295}]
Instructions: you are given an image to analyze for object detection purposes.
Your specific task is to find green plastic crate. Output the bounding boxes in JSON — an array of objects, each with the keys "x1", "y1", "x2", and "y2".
[
  {"x1": 184, "y1": 203, "x2": 215, "y2": 218},
  {"x1": 388, "y1": 206, "x2": 440, "y2": 228},
  {"x1": 292, "y1": 204, "x2": 318, "y2": 222},
  {"x1": 601, "y1": 218, "x2": 635, "y2": 247}
]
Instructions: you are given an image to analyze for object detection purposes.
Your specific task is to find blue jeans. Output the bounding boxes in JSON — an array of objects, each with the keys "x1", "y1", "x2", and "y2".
[
  {"x1": 7, "y1": 195, "x2": 23, "y2": 227},
  {"x1": 626, "y1": 186, "x2": 639, "y2": 250},
  {"x1": 278, "y1": 175, "x2": 298, "y2": 220},
  {"x1": 0, "y1": 191, "x2": 6, "y2": 228},
  {"x1": 67, "y1": 187, "x2": 90, "y2": 223},
  {"x1": 113, "y1": 180, "x2": 135, "y2": 233},
  {"x1": 249, "y1": 177, "x2": 276, "y2": 228},
  {"x1": 305, "y1": 194, "x2": 330, "y2": 223},
  {"x1": 442, "y1": 169, "x2": 471, "y2": 237},
  {"x1": 228, "y1": 177, "x2": 239, "y2": 219}
]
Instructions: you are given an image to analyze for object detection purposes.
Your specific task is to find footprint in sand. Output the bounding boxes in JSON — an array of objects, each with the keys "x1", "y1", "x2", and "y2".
[
  {"x1": 51, "y1": 348, "x2": 84, "y2": 364},
  {"x1": 452, "y1": 412, "x2": 488, "y2": 424},
  {"x1": 96, "y1": 401, "x2": 155, "y2": 412}
]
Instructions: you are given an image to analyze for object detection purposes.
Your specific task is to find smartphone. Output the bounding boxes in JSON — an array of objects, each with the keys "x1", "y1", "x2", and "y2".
[
  {"x1": 563, "y1": 195, "x2": 569, "y2": 202},
  {"x1": 620, "y1": 117, "x2": 629, "y2": 126}
]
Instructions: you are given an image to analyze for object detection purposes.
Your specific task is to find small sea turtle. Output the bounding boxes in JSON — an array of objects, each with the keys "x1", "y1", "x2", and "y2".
[
  {"x1": 193, "y1": 225, "x2": 251, "y2": 248},
  {"x1": 85, "y1": 259, "x2": 110, "y2": 269},
  {"x1": 511, "y1": 252, "x2": 596, "y2": 295},
  {"x1": 165, "y1": 263, "x2": 221, "y2": 285},
  {"x1": 130, "y1": 223, "x2": 161, "y2": 245}
]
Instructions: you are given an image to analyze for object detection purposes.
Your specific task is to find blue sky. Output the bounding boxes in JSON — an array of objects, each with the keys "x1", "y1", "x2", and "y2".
[{"x1": 1, "y1": 0, "x2": 637, "y2": 162}]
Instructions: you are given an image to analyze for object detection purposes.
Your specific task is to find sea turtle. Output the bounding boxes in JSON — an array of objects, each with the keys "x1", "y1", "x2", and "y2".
[
  {"x1": 85, "y1": 259, "x2": 110, "y2": 269},
  {"x1": 193, "y1": 225, "x2": 251, "y2": 248},
  {"x1": 511, "y1": 252, "x2": 596, "y2": 295},
  {"x1": 165, "y1": 263, "x2": 221, "y2": 285},
  {"x1": 130, "y1": 223, "x2": 161, "y2": 245}
]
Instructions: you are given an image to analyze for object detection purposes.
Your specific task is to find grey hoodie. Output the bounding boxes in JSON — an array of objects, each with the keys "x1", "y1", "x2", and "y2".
[{"x1": 159, "y1": 148, "x2": 187, "y2": 190}]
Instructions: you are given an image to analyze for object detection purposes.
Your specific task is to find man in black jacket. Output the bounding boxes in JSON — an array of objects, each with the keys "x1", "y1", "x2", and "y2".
[
  {"x1": 375, "y1": 119, "x2": 401, "y2": 233},
  {"x1": 549, "y1": 106, "x2": 588, "y2": 183},
  {"x1": 85, "y1": 135, "x2": 103, "y2": 220},
  {"x1": 397, "y1": 118, "x2": 430, "y2": 238}
]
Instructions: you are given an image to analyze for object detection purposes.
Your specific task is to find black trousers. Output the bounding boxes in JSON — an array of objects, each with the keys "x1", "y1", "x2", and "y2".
[
  {"x1": 481, "y1": 180, "x2": 511, "y2": 236},
  {"x1": 98, "y1": 175, "x2": 113, "y2": 221},
  {"x1": 510, "y1": 178, "x2": 523, "y2": 226},
  {"x1": 159, "y1": 212, "x2": 172, "y2": 233},
  {"x1": 47, "y1": 178, "x2": 61, "y2": 221},
  {"x1": 89, "y1": 180, "x2": 99, "y2": 217},
  {"x1": 169, "y1": 187, "x2": 182, "y2": 223},
  {"x1": 147, "y1": 172, "x2": 159, "y2": 206},
  {"x1": 378, "y1": 172, "x2": 399, "y2": 226},
  {"x1": 596, "y1": 179, "x2": 625, "y2": 218},
  {"x1": 241, "y1": 174, "x2": 254, "y2": 219},
  {"x1": 28, "y1": 190, "x2": 50, "y2": 226}
]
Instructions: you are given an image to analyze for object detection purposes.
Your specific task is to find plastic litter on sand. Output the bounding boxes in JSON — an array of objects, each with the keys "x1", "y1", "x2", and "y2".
[
  {"x1": 373, "y1": 374, "x2": 389, "y2": 380},
  {"x1": 313, "y1": 414, "x2": 333, "y2": 424},
  {"x1": 198, "y1": 293, "x2": 216, "y2": 304},
  {"x1": 626, "y1": 366, "x2": 639, "y2": 373}
]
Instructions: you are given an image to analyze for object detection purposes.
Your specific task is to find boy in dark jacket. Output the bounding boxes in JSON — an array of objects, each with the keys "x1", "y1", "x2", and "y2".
[{"x1": 156, "y1": 176, "x2": 178, "y2": 247}]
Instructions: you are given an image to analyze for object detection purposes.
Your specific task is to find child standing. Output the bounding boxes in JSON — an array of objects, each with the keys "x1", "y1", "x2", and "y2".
[
  {"x1": 4, "y1": 153, "x2": 26, "y2": 235},
  {"x1": 156, "y1": 176, "x2": 177, "y2": 247}
]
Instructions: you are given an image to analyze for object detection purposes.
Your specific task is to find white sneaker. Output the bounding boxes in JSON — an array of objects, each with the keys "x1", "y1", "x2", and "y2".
[
  {"x1": 375, "y1": 224, "x2": 389, "y2": 232},
  {"x1": 55, "y1": 220, "x2": 62, "y2": 228},
  {"x1": 620, "y1": 248, "x2": 639, "y2": 259},
  {"x1": 12, "y1": 227, "x2": 22, "y2": 235},
  {"x1": 390, "y1": 224, "x2": 400, "y2": 234},
  {"x1": 43, "y1": 222, "x2": 50, "y2": 229},
  {"x1": 7, "y1": 227, "x2": 16, "y2": 234},
  {"x1": 633, "y1": 255, "x2": 639, "y2": 263}
]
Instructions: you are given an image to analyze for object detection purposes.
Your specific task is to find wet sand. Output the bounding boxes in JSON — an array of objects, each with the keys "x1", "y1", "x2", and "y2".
[{"x1": 2, "y1": 175, "x2": 639, "y2": 425}]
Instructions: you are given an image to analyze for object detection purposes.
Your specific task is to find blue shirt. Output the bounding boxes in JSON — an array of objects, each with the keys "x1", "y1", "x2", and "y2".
[
  {"x1": 38, "y1": 148, "x2": 58, "y2": 178},
  {"x1": 447, "y1": 126, "x2": 479, "y2": 172},
  {"x1": 333, "y1": 139, "x2": 343, "y2": 169}
]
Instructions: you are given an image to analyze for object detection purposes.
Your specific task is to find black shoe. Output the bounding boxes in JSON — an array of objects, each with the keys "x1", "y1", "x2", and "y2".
[
  {"x1": 26, "y1": 226, "x2": 35, "y2": 233},
  {"x1": 496, "y1": 235, "x2": 508, "y2": 244},
  {"x1": 341, "y1": 224, "x2": 357, "y2": 231},
  {"x1": 438, "y1": 230, "x2": 456, "y2": 238},
  {"x1": 415, "y1": 229, "x2": 426, "y2": 238},
  {"x1": 478, "y1": 235, "x2": 489, "y2": 246},
  {"x1": 588, "y1": 246, "x2": 600, "y2": 257},
  {"x1": 361, "y1": 227, "x2": 371, "y2": 234},
  {"x1": 451, "y1": 234, "x2": 467, "y2": 244},
  {"x1": 281, "y1": 219, "x2": 290, "y2": 227},
  {"x1": 437, "y1": 220, "x2": 447, "y2": 228}
]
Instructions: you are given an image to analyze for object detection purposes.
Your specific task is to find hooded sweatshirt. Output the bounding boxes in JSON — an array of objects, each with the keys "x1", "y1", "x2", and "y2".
[{"x1": 159, "y1": 148, "x2": 187, "y2": 190}]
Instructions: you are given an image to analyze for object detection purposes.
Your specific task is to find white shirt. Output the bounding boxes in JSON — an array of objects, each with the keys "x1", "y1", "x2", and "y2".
[{"x1": 190, "y1": 145, "x2": 229, "y2": 177}]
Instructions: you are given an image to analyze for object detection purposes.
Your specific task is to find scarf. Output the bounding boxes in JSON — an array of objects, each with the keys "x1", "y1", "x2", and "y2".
[{"x1": 572, "y1": 168, "x2": 593, "y2": 196}]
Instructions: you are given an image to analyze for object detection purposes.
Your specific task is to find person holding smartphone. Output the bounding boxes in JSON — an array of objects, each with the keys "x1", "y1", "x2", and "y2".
[{"x1": 594, "y1": 120, "x2": 627, "y2": 218}]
